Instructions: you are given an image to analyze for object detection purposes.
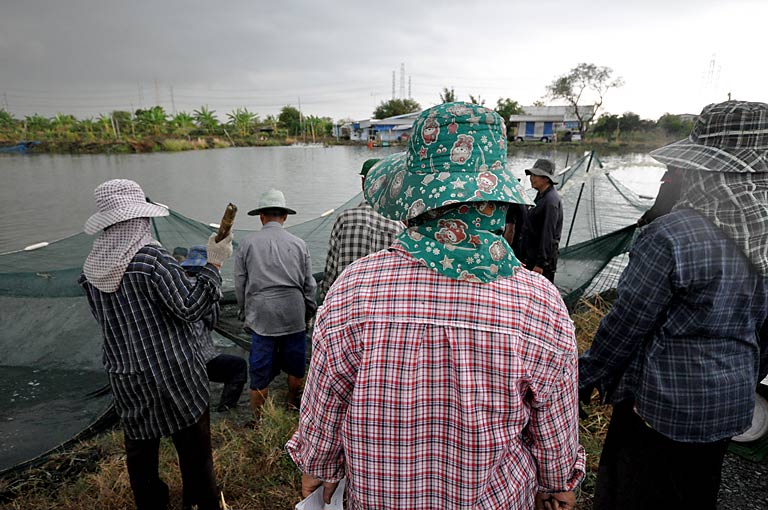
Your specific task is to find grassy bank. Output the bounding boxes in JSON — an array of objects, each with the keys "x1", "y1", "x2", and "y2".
[{"x1": 1, "y1": 299, "x2": 613, "y2": 510}]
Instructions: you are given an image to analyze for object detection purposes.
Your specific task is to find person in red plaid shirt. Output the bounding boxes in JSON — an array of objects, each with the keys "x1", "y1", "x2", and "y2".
[{"x1": 286, "y1": 103, "x2": 585, "y2": 510}]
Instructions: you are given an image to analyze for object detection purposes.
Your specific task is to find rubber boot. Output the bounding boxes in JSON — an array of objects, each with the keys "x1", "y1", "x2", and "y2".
[{"x1": 216, "y1": 382, "x2": 244, "y2": 412}]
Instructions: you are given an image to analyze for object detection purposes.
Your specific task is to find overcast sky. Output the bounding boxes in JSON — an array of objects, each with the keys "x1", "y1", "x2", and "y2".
[{"x1": 0, "y1": 0, "x2": 764, "y2": 122}]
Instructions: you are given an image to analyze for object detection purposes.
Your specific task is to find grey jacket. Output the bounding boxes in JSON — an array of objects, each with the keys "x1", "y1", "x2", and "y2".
[{"x1": 234, "y1": 222, "x2": 317, "y2": 336}]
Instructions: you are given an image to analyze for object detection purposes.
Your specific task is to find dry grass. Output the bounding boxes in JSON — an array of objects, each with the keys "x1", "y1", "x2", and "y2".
[
  {"x1": 2, "y1": 298, "x2": 613, "y2": 510},
  {"x1": 1, "y1": 399, "x2": 301, "y2": 510},
  {"x1": 571, "y1": 295, "x2": 613, "y2": 509}
]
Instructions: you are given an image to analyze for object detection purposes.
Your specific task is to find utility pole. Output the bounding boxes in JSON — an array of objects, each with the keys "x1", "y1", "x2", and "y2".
[
  {"x1": 169, "y1": 85, "x2": 176, "y2": 115},
  {"x1": 392, "y1": 71, "x2": 395, "y2": 100},
  {"x1": 408, "y1": 76, "x2": 412, "y2": 99},
  {"x1": 399, "y1": 63, "x2": 405, "y2": 99},
  {"x1": 1, "y1": 92, "x2": 9, "y2": 112},
  {"x1": 154, "y1": 78, "x2": 160, "y2": 107}
]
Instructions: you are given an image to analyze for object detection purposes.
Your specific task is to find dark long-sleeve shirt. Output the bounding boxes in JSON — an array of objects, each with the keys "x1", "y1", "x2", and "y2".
[
  {"x1": 79, "y1": 244, "x2": 222, "y2": 439},
  {"x1": 579, "y1": 209, "x2": 768, "y2": 442},
  {"x1": 523, "y1": 186, "x2": 563, "y2": 271}
]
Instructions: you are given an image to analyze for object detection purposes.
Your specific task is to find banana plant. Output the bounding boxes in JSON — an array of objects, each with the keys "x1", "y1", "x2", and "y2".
[
  {"x1": 193, "y1": 105, "x2": 219, "y2": 134},
  {"x1": 227, "y1": 107, "x2": 257, "y2": 137}
]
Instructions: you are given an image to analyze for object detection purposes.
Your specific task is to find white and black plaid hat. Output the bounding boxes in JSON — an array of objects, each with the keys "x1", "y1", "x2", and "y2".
[
  {"x1": 650, "y1": 100, "x2": 768, "y2": 173},
  {"x1": 84, "y1": 179, "x2": 169, "y2": 234}
]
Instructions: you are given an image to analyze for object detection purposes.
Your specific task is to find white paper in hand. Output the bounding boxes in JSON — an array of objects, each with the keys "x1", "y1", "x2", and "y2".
[{"x1": 295, "y1": 478, "x2": 345, "y2": 510}]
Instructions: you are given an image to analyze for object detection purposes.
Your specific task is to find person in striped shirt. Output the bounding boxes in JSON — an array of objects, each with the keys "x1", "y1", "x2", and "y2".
[{"x1": 80, "y1": 179, "x2": 233, "y2": 510}]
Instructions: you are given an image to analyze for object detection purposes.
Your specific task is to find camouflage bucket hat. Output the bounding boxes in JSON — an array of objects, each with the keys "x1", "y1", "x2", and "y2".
[{"x1": 364, "y1": 102, "x2": 531, "y2": 221}]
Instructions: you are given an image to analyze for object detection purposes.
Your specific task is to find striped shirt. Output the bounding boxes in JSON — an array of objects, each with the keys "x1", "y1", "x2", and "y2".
[
  {"x1": 318, "y1": 201, "x2": 403, "y2": 302},
  {"x1": 286, "y1": 244, "x2": 585, "y2": 509},
  {"x1": 79, "y1": 244, "x2": 222, "y2": 439},
  {"x1": 579, "y1": 209, "x2": 768, "y2": 442}
]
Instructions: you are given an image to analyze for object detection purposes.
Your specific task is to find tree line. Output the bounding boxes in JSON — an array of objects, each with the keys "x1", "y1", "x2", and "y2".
[
  {"x1": 0, "y1": 105, "x2": 335, "y2": 144},
  {"x1": 0, "y1": 63, "x2": 698, "y2": 148}
]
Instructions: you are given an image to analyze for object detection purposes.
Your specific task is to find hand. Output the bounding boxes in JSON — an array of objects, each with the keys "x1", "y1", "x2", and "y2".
[
  {"x1": 300, "y1": 474, "x2": 339, "y2": 504},
  {"x1": 536, "y1": 491, "x2": 576, "y2": 510},
  {"x1": 301, "y1": 473, "x2": 321, "y2": 498},
  {"x1": 206, "y1": 233, "x2": 233, "y2": 268},
  {"x1": 533, "y1": 266, "x2": 544, "y2": 275}
]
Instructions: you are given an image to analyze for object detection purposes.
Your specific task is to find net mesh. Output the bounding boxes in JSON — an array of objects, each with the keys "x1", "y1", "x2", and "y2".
[{"x1": 0, "y1": 151, "x2": 652, "y2": 474}]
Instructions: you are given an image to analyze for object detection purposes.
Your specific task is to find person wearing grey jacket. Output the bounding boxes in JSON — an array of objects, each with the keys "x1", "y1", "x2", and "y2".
[{"x1": 234, "y1": 189, "x2": 317, "y2": 417}]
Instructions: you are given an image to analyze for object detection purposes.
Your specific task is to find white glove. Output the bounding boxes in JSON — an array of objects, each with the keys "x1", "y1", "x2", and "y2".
[{"x1": 206, "y1": 233, "x2": 233, "y2": 267}]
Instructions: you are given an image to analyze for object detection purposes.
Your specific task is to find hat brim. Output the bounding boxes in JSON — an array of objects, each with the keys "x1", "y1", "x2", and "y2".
[
  {"x1": 365, "y1": 151, "x2": 533, "y2": 221},
  {"x1": 247, "y1": 206, "x2": 296, "y2": 216},
  {"x1": 180, "y1": 256, "x2": 207, "y2": 269},
  {"x1": 650, "y1": 137, "x2": 768, "y2": 173},
  {"x1": 524, "y1": 168, "x2": 559, "y2": 185},
  {"x1": 84, "y1": 202, "x2": 169, "y2": 235}
]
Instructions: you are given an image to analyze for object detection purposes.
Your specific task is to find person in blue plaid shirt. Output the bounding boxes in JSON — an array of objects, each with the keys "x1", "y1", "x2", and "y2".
[
  {"x1": 579, "y1": 100, "x2": 768, "y2": 510},
  {"x1": 79, "y1": 179, "x2": 233, "y2": 510}
]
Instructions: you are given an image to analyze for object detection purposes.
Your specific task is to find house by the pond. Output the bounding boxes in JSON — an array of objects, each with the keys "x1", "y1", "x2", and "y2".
[
  {"x1": 335, "y1": 111, "x2": 419, "y2": 144},
  {"x1": 509, "y1": 105, "x2": 596, "y2": 142}
]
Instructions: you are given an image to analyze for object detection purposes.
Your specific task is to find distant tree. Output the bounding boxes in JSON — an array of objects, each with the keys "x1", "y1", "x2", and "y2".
[
  {"x1": 468, "y1": 94, "x2": 485, "y2": 106},
  {"x1": 495, "y1": 98, "x2": 524, "y2": 139},
  {"x1": 76, "y1": 117, "x2": 97, "y2": 141},
  {"x1": 657, "y1": 113, "x2": 693, "y2": 137},
  {"x1": 591, "y1": 114, "x2": 620, "y2": 138},
  {"x1": 25, "y1": 114, "x2": 51, "y2": 134},
  {"x1": 0, "y1": 109, "x2": 16, "y2": 129},
  {"x1": 227, "y1": 108, "x2": 257, "y2": 137},
  {"x1": 170, "y1": 112, "x2": 195, "y2": 138},
  {"x1": 373, "y1": 98, "x2": 421, "y2": 119},
  {"x1": 135, "y1": 106, "x2": 167, "y2": 136},
  {"x1": 193, "y1": 105, "x2": 219, "y2": 134},
  {"x1": 440, "y1": 87, "x2": 456, "y2": 103},
  {"x1": 546, "y1": 62, "x2": 624, "y2": 136},
  {"x1": 278, "y1": 106, "x2": 302, "y2": 136},
  {"x1": 51, "y1": 113, "x2": 76, "y2": 136},
  {"x1": 111, "y1": 111, "x2": 133, "y2": 138},
  {"x1": 532, "y1": 100, "x2": 546, "y2": 107}
]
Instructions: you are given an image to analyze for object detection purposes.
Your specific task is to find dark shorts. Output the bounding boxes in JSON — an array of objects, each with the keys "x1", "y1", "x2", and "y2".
[{"x1": 248, "y1": 331, "x2": 307, "y2": 390}]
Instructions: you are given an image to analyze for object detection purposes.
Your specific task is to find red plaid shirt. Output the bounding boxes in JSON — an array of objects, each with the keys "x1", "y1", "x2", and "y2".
[{"x1": 286, "y1": 244, "x2": 585, "y2": 509}]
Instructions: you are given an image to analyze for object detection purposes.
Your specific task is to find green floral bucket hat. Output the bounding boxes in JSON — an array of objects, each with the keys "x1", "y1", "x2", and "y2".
[{"x1": 364, "y1": 102, "x2": 531, "y2": 222}]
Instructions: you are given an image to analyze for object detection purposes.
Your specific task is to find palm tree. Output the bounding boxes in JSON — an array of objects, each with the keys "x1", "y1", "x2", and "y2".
[
  {"x1": 170, "y1": 112, "x2": 195, "y2": 139},
  {"x1": 97, "y1": 113, "x2": 114, "y2": 140},
  {"x1": 25, "y1": 114, "x2": 51, "y2": 138},
  {"x1": 227, "y1": 108, "x2": 257, "y2": 137},
  {"x1": 193, "y1": 105, "x2": 219, "y2": 134},
  {"x1": 135, "y1": 106, "x2": 167, "y2": 136},
  {"x1": 76, "y1": 117, "x2": 97, "y2": 141},
  {"x1": 51, "y1": 113, "x2": 77, "y2": 138}
]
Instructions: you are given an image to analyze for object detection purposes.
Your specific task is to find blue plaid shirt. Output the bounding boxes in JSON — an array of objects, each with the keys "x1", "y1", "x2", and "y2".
[
  {"x1": 80, "y1": 245, "x2": 222, "y2": 439},
  {"x1": 579, "y1": 209, "x2": 768, "y2": 442}
]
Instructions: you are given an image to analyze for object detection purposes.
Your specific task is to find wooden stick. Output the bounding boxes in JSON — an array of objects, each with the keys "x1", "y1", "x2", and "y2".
[{"x1": 215, "y1": 203, "x2": 237, "y2": 242}]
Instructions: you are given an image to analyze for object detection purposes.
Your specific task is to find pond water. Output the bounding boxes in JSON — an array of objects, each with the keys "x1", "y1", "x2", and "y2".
[{"x1": 0, "y1": 145, "x2": 665, "y2": 253}]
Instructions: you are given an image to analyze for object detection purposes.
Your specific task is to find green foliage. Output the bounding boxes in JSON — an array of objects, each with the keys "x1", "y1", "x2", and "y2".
[
  {"x1": 278, "y1": 106, "x2": 302, "y2": 136},
  {"x1": 170, "y1": 112, "x2": 195, "y2": 138},
  {"x1": 467, "y1": 94, "x2": 485, "y2": 106},
  {"x1": 495, "y1": 98, "x2": 524, "y2": 139},
  {"x1": 657, "y1": 113, "x2": 693, "y2": 137},
  {"x1": 373, "y1": 98, "x2": 421, "y2": 119},
  {"x1": 0, "y1": 109, "x2": 17, "y2": 129},
  {"x1": 440, "y1": 87, "x2": 456, "y2": 103},
  {"x1": 25, "y1": 114, "x2": 51, "y2": 133},
  {"x1": 546, "y1": 63, "x2": 624, "y2": 135},
  {"x1": 193, "y1": 105, "x2": 219, "y2": 134},
  {"x1": 227, "y1": 107, "x2": 258, "y2": 137},
  {"x1": 135, "y1": 106, "x2": 167, "y2": 136}
]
